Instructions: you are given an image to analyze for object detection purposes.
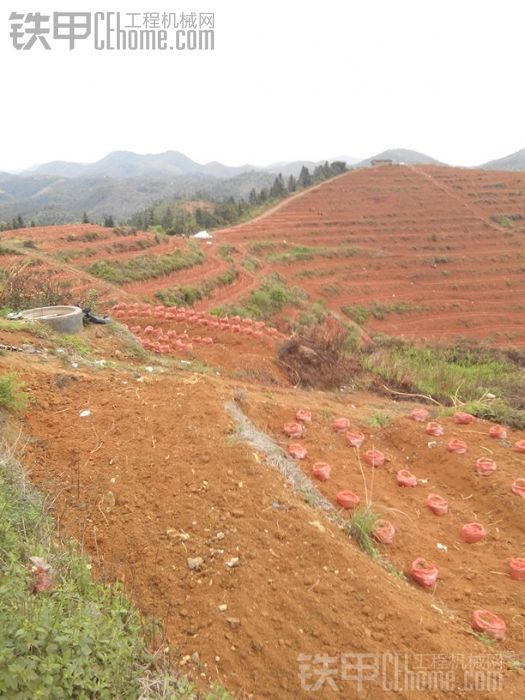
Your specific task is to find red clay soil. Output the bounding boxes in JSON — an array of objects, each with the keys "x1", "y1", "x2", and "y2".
[
  {"x1": 4, "y1": 165, "x2": 524, "y2": 348},
  {"x1": 0, "y1": 323, "x2": 521, "y2": 698},
  {"x1": 210, "y1": 165, "x2": 525, "y2": 347}
]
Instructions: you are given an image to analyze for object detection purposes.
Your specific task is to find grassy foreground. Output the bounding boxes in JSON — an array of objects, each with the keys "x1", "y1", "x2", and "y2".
[
  {"x1": 0, "y1": 449, "x2": 230, "y2": 700},
  {"x1": 0, "y1": 450, "x2": 149, "y2": 698}
]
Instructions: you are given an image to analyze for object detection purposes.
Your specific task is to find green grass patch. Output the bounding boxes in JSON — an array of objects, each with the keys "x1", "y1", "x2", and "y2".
[
  {"x1": 241, "y1": 256, "x2": 261, "y2": 273},
  {"x1": 0, "y1": 454, "x2": 147, "y2": 697},
  {"x1": 491, "y1": 214, "x2": 515, "y2": 228},
  {"x1": 54, "y1": 334, "x2": 92, "y2": 358},
  {"x1": 87, "y1": 244, "x2": 205, "y2": 285},
  {"x1": 155, "y1": 267, "x2": 239, "y2": 307},
  {"x1": 341, "y1": 304, "x2": 370, "y2": 325},
  {"x1": 246, "y1": 240, "x2": 279, "y2": 255},
  {"x1": 347, "y1": 506, "x2": 382, "y2": 560},
  {"x1": 65, "y1": 231, "x2": 103, "y2": 243},
  {"x1": 341, "y1": 301, "x2": 419, "y2": 324},
  {"x1": 211, "y1": 273, "x2": 307, "y2": 320},
  {"x1": 295, "y1": 300, "x2": 327, "y2": 329},
  {"x1": 267, "y1": 245, "x2": 358, "y2": 265},
  {"x1": 366, "y1": 410, "x2": 391, "y2": 429},
  {"x1": 0, "y1": 245, "x2": 24, "y2": 256},
  {"x1": 217, "y1": 244, "x2": 235, "y2": 263},
  {"x1": 361, "y1": 338, "x2": 525, "y2": 428},
  {"x1": 0, "y1": 372, "x2": 28, "y2": 411},
  {"x1": 52, "y1": 248, "x2": 98, "y2": 262}
]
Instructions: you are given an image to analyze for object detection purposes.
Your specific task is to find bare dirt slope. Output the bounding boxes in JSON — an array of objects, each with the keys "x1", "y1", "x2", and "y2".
[
  {"x1": 1, "y1": 320, "x2": 523, "y2": 699},
  {"x1": 213, "y1": 165, "x2": 525, "y2": 347}
]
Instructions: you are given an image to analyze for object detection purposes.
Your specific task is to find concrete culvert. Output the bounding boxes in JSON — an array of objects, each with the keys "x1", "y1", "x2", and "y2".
[{"x1": 19, "y1": 306, "x2": 83, "y2": 334}]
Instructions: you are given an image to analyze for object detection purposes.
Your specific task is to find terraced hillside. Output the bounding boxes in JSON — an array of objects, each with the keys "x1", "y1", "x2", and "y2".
[
  {"x1": 2, "y1": 164, "x2": 525, "y2": 347},
  {"x1": 213, "y1": 165, "x2": 525, "y2": 347}
]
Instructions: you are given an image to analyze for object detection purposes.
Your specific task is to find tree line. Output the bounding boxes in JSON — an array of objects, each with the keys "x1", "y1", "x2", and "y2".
[
  {"x1": 0, "y1": 215, "x2": 35, "y2": 231},
  {"x1": 0, "y1": 161, "x2": 346, "y2": 234},
  {"x1": 130, "y1": 161, "x2": 347, "y2": 235}
]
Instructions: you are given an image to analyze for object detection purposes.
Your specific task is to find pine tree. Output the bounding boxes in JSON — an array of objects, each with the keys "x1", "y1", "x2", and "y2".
[
  {"x1": 161, "y1": 206, "x2": 173, "y2": 230},
  {"x1": 287, "y1": 175, "x2": 297, "y2": 192},
  {"x1": 82, "y1": 212, "x2": 89, "y2": 224},
  {"x1": 270, "y1": 174, "x2": 286, "y2": 198},
  {"x1": 298, "y1": 166, "x2": 312, "y2": 188},
  {"x1": 258, "y1": 188, "x2": 269, "y2": 203}
]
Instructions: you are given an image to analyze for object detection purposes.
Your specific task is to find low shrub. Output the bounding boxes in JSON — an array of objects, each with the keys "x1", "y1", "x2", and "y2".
[{"x1": 0, "y1": 372, "x2": 28, "y2": 411}]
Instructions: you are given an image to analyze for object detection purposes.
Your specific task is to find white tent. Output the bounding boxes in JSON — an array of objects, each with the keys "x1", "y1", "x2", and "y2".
[{"x1": 192, "y1": 230, "x2": 213, "y2": 239}]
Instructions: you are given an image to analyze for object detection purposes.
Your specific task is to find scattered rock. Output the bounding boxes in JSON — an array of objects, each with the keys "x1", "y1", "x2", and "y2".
[
  {"x1": 225, "y1": 557, "x2": 240, "y2": 568},
  {"x1": 226, "y1": 617, "x2": 241, "y2": 629},
  {"x1": 218, "y1": 604, "x2": 228, "y2": 612},
  {"x1": 187, "y1": 557, "x2": 204, "y2": 571}
]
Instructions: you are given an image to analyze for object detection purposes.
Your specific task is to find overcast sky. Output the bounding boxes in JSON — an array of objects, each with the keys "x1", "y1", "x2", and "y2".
[{"x1": 1, "y1": 0, "x2": 524, "y2": 172}]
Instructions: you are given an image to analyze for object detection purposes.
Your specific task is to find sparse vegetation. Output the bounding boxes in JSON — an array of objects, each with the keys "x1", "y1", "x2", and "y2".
[
  {"x1": 341, "y1": 300, "x2": 418, "y2": 324},
  {"x1": 491, "y1": 214, "x2": 524, "y2": 228},
  {"x1": 87, "y1": 244, "x2": 205, "y2": 285},
  {"x1": 66, "y1": 231, "x2": 103, "y2": 243},
  {"x1": 347, "y1": 505, "x2": 382, "y2": 560},
  {"x1": 361, "y1": 337, "x2": 525, "y2": 428},
  {"x1": 367, "y1": 410, "x2": 391, "y2": 429},
  {"x1": 211, "y1": 273, "x2": 307, "y2": 320},
  {"x1": 155, "y1": 267, "x2": 239, "y2": 306},
  {"x1": 0, "y1": 451, "x2": 229, "y2": 699},
  {"x1": 472, "y1": 632, "x2": 496, "y2": 647},
  {"x1": 217, "y1": 244, "x2": 235, "y2": 263},
  {"x1": 241, "y1": 256, "x2": 261, "y2": 273},
  {"x1": 0, "y1": 372, "x2": 28, "y2": 411},
  {"x1": 0, "y1": 452, "x2": 145, "y2": 697},
  {"x1": 268, "y1": 245, "x2": 358, "y2": 264},
  {"x1": 0, "y1": 261, "x2": 71, "y2": 311}
]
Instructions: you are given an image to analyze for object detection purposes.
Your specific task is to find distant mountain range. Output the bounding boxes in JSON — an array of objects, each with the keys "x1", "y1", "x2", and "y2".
[
  {"x1": 20, "y1": 150, "x2": 362, "y2": 180},
  {"x1": 354, "y1": 148, "x2": 442, "y2": 167},
  {"x1": 480, "y1": 149, "x2": 525, "y2": 171},
  {"x1": 0, "y1": 170, "x2": 278, "y2": 225},
  {"x1": 1, "y1": 148, "x2": 523, "y2": 226},
  {"x1": 25, "y1": 151, "x2": 256, "y2": 180}
]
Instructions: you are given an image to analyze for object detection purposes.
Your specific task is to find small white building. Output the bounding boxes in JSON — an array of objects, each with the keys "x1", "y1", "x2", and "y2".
[{"x1": 192, "y1": 230, "x2": 213, "y2": 239}]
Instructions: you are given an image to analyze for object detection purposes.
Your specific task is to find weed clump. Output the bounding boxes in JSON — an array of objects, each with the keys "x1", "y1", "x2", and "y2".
[
  {"x1": 0, "y1": 372, "x2": 28, "y2": 411},
  {"x1": 278, "y1": 316, "x2": 358, "y2": 389}
]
